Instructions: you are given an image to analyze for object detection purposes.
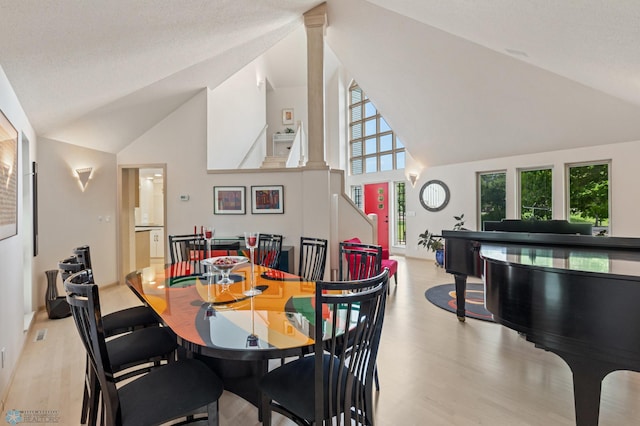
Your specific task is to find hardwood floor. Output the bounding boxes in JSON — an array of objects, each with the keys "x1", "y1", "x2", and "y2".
[{"x1": 4, "y1": 256, "x2": 640, "y2": 425}]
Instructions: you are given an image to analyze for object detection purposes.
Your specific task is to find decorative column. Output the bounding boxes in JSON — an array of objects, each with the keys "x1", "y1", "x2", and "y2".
[{"x1": 304, "y1": 3, "x2": 329, "y2": 169}]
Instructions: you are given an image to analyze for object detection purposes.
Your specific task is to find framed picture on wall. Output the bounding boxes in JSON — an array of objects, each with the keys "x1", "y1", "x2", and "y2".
[
  {"x1": 0, "y1": 109, "x2": 18, "y2": 241},
  {"x1": 282, "y1": 108, "x2": 294, "y2": 125},
  {"x1": 214, "y1": 186, "x2": 246, "y2": 214},
  {"x1": 251, "y1": 185, "x2": 284, "y2": 214}
]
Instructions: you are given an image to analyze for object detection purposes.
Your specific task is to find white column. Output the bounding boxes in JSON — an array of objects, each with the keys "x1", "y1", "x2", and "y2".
[{"x1": 304, "y1": 3, "x2": 329, "y2": 169}]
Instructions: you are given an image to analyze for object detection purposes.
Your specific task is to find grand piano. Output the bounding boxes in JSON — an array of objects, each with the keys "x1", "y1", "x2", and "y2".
[{"x1": 443, "y1": 220, "x2": 640, "y2": 426}]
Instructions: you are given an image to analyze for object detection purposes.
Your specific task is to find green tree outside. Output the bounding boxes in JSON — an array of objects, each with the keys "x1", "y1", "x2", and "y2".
[
  {"x1": 521, "y1": 169, "x2": 552, "y2": 220},
  {"x1": 480, "y1": 172, "x2": 506, "y2": 227},
  {"x1": 569, "y1": 164, "x2": 609, "y2": 226}
]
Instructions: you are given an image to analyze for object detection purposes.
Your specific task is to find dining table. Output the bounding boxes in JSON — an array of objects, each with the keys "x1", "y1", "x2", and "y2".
[{"x1": 125, "y1": 259, "x2": 335, "y2": 423}]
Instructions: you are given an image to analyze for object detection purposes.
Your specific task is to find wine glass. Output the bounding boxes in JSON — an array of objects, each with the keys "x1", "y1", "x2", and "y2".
[
  {"x1": 202, "y1": 226, "x2": 215, "y2": 277},
  {"x1": 246, "y1": 294, "x2": 260, "y2": 347},
  {"x1": 204, "y1": 226, "x2": 215, "y2": 256},
  {"x1": 243, "y1": 232, "x2": 262, "y2": 296}
]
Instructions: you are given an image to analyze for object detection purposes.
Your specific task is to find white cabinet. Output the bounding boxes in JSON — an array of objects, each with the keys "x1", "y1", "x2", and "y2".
[{"x1": 150, "y1": 228, "x2": 164, "y2": 258}]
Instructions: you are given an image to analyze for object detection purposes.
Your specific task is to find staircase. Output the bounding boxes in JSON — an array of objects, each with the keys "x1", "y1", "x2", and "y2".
[{"x1": 261, "y1": 155, "x2": 288, "y2": 168}]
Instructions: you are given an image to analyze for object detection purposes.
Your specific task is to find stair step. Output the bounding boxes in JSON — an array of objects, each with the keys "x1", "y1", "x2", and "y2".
[{"x1": 261, "y1": 156, "x2": 288, "y2": 168}]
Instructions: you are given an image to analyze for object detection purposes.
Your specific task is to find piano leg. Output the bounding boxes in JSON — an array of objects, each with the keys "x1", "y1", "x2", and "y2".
[
  {"x1": 453, "y1": 274, "x2": 467, "y2": 321},
  {"x1": 552, "y1": 349, "x2": 616, "y2": 426}
]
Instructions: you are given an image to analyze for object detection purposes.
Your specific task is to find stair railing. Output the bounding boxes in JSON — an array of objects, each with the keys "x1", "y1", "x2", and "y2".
[{"x1": 238, "y1": 124, "x2": 268, "y2": 169}]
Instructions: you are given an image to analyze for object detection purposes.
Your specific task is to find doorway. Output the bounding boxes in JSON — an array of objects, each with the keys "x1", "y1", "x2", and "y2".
[
  {"x1": 364, "y1": 182, "x2": 389, "y2": 250},
  {"x1": 117, "y1": 165, "x2": 166, "y2": 282}
]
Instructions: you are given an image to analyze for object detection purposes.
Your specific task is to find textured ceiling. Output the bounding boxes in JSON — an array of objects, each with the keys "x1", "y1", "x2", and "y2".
[
  {"x1": 1, "y1": 0, "x2": 640, "y2": 161},
  {"x1": 0, "y1": 0, "x2": 320, "y2": 151},
  {"x1": 369, "y1": 0, "x2": 640, "y2": 107}
]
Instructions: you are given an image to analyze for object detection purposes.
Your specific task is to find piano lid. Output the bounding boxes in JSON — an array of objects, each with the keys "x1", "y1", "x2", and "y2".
[{"x1": 480, "y1": 243, "x2": 640, "y2": 277}]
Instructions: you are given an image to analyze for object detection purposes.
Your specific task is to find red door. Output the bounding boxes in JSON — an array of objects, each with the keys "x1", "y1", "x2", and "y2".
[{"x1": 364, "y1": 182, "x2": 389, "y2": 250}]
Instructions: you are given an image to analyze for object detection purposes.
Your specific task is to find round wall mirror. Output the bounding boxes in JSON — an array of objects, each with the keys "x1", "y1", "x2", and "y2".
[{"x1": 419, "y1": 180, "x2": 450, "y2": 212}]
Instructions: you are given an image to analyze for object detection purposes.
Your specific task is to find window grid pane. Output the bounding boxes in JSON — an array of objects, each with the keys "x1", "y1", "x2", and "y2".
[
  {"x1": 380, "y1": 154, "x2": 393, "y2": 171},
  {"x1": 395, "y1": 151, "x2": 405, "y2": 169},
  {"x1": 365, "y1": 157, "x2": 377, "y2": 173},
  {"x1": 365, "y1": 137, "x2": 377, "y2": 155},
  {"x1": 364, "y1": 101, "x2": 376, "y2": 118},
  {"x1": 351, "y1": 87, "x2": 362, "y2": 103},
  {"x1": 351, "y1": 141, "x2": 362, "y2": 157},
  {"x1": 364, "y1": 118, "x2": 377, "y2": 136},
  {"x1": 380, "y1": 134, "x2": 393, "y2": 152},
  {"x1": 351, "y1": 105, "x2": 362, "y2": 122},
  {"x1": 352, "y1": 159, "x2": 363, "y2": 175},
  {"x1": 351, "y1": 123, "x2": 362, "y2": 139},
  {"x1": 380, "y1": 118, "x2": 391, "y2": 133}
]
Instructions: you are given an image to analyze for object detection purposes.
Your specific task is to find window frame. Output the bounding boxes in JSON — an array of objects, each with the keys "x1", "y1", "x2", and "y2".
[
  {"x1": 518, "y1": 166, "x2": 553, "y2": 220},
  {"x1": 348, "y1": 83, "x2": 405, "y2": 175},
  {"x1": 565, "y1": 160, "x2": 611, "y2": 235}
]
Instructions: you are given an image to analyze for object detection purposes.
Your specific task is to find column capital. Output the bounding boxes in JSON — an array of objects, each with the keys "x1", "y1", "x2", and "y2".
[{"x1": 304, "y1": 2, "x2": 327, "y2": 29}]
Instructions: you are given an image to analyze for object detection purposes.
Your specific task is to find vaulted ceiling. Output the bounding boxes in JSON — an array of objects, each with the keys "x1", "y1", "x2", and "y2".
[{"x1": 1, "y1": 0, "x2": 640, "y2": 166}]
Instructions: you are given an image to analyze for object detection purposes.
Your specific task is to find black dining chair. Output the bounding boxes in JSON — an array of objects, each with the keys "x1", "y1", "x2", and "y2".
[
  {"x1": 169, "y1": 233, "x2": 209, "y2": 263},
  {"x1": 298, "y1": 237, "x2": 328, "y2": 281},
  {"x1": 338, "y1": 241, "x2": 383, "y2": 391},
  {"x1": 259, "y1": 269, "x2": 389, "y2": 426},
  {"x1": 338, "y1": 241, "x2": 382, "y2": 281},
  {"x1": 65, "y1": 269, "x2": 224, "y2": 426},
  {"x1": 59, "y1": 252, "x2": 159, "y2": 338},
  {"x1": 256, "y1": 233, "x2": 283, "y2": 269},
  {"x1": 60, "y1": 255, "x2": 164, "y2": 425},
  {"x1": 210, "y1": 240, "x2": 241, "y2": 256}
]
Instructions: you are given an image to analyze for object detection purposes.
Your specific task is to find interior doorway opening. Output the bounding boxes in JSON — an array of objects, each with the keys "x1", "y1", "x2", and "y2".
[{"x1": 117, "y1": 165, "x2": 166, "y2": 283}]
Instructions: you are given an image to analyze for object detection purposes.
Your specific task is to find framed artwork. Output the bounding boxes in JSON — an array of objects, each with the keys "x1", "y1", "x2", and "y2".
[
  {"x1": 251, "y1": 185, "x2": 284, "y2": 214},
  {"x1": 0, "y1": 109, "x2": 18, "y2": 241},
  {"x1": 213, "y1": 186, "x2": 246, "y2": 215},
  {"x1": 282, "y1": 108, "x2": 294, "y2": 125}
]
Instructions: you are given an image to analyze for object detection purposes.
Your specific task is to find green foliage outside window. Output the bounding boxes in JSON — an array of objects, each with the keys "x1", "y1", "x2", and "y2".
[
  {"x1": 569, "y1": 164, "x2": 609, "y2": 226},
  {"x1": 521, "y1": 169, "x2": 552, "y2": 220},
  {"x1": 480, "y1": 172, "x2": 506, "y2": 227}
]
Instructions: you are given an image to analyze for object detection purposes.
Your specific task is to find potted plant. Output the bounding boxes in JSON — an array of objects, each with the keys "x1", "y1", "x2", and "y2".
[
  {"x1": 418, "y1": 214, "x2": 465, "y2": 267},
  {"x1": 418, "y1": 229, "x2": 445, "y2": 266}
]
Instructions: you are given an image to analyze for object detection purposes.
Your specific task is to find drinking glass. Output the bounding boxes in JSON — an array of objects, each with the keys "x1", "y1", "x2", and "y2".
[
  {"x1": 204, "y1": 226, "x2": 215, "y2": 257},
  {"x1": 246, "y1": 295, "x2": 260, "y2": 347},
  {"x1": 243, "y1": 232, "x2": 262, "y2": 296},
  {"x1": 202, "y1": 226, "x2": 215, "y2": 276}
]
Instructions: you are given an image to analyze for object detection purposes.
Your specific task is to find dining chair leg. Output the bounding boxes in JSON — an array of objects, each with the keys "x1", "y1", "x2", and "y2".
[
  {"x1": 207, "y1": 400, "x2": 219, "y2": 426},
  {"x1": 374, "y1": 366, "x2": 380, "y2": 391}
]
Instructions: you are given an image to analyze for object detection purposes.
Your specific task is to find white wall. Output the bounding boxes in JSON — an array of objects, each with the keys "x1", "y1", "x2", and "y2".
[
  {"x1": 208, "y1": 57, "x2": 268, "y2": 169},
  {"x1": 0, "y1": 65, "x2": 37, "y2": 404},
  {"x1": 37, "y1": 138, "x2": 118, "y2": 287},
  {"x1": 403, "y1": 139, "x2": 640, "y2": 260},
  {"x1": 266, "y1": 85, "x2": 308, "y2": 155},
  {"x1": 118, "y1": 89, "x2": 332, "y2": 271}
]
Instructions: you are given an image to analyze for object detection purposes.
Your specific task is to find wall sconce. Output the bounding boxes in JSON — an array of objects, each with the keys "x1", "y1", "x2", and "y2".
[
  {"x1": 408, "y1": 173, "x2": 419, "y2": 188},
  {"x1": 75, "y1": 167, "x2": 93, "y2": 191}
]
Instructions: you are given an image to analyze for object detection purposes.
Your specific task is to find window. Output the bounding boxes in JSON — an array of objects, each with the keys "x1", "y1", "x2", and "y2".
[
  {"x1": 567, "y1": 162, "x2": 609, "y2": 235},
  {"x1": 520, "y1": 168, "x2": 552, "y2": 220},
  {"x1": 349, "y1": 83, "x2": 405, "y2": 175},
  {"x1": 478, "y1": 171, "x2": 506, "y2": 229},
  {"x1": 395, "y1": 182, "x2": 406, "y2": 245},
  {"x1": 350, "y1": 185, "x2": 362, "y2": 210}
]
